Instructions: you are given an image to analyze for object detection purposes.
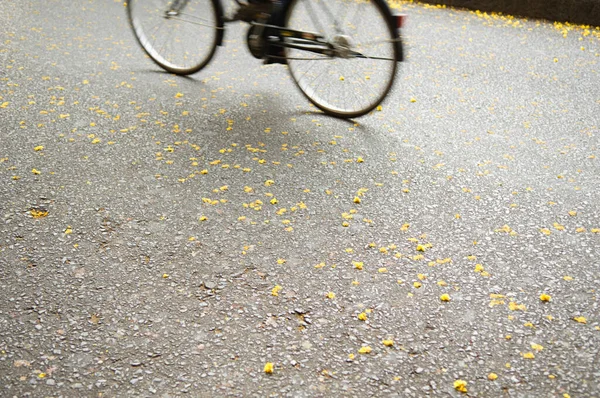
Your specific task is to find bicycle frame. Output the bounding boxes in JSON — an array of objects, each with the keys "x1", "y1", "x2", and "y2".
[{"x1": 211, "y1": 0, "x2": 403, "y2": 63}]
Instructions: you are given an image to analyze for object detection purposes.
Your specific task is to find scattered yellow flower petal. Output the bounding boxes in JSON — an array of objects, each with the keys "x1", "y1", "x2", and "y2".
[
  {"x1": 531, "y1": 343, "x2": 544, "y2": 351},
  {"x1": 553, "y1": 222, "x2": 565, "y2": 231},
  {"x1": 358, "y1": 312, "x2": 368, "y2": 321},
  {"x1": 522, "y1": 352, "x2": 535, "y2": 359},
  {"x1": 453, "y1": 379, "x2": 467, "y2": 393},
  {"x1": 32, "y1": 168, "x2": 41, "y2": 175},
  {"x1": 348, "y1": 353, "x2": 355, "y2": 360},
  {"x1": 508, "y1": 301, "x2": 527, "y2": 311},
  {"x1": 539, "y1": 293, "x2": 551, "y2": 302},
  {"x1": 440, "y1": 294, "x2": 451, "y2": 302},
  {"x1": 277, "y1": 258, "x2": 286, "y2": 265},
  {"x1": 162, "y1": 273, "x2": 169, "y2": 278},
  {"x1": 353, "y1": 261, "x2": 363, "y2": 270},
  {"x1": 353, "y1": 196, "x2": 361, "y2": 204},
  {"x1": 38, "y1": 373, "x2": 46, "y2": 378},
  {"x1": 489, "y1": 299, "x2": 505, "y2": 307},
  {"x1": 574, "y1": 316, "x2": 587, "y2": 324},
  {"x1": 264, "y1": 362, "x2": 274, "y2": 373},
  {"x1": 488, "y1": 373, "x2": 498, "y2": 381},
  {"x1": 378, "y1": 267, "x2": 388, "y2": 273},
  {"x1": 199, "y1": 215, "x2": 207, "y2": 221},
  {"x1": 30, "y1": 209, "x2": 48, "y2": 218},
  {"x1": 326, "y1": 291, "x2": 336, "y2": 299},
  {"x1": 175, "y1": 92, "x2": 184, "y2": 98},
  {"x1": 474, "y1": 263, "x2": 485, "y2": 272},
  {"x1": 356, "y1": 157, "x2": 364, "y2": 163},
  {"x1": 563, "y1": 275, "x2": 573, "y2": 281},
  {"x1": 382, "y1": 340, "x2": 394, "y2": 347},
  {"x1": 358, "y1": 346, "x2": 372, "y2": 354},
  {"x1": 413, "y1": 282, "x2": 422, "y2": 288},
  {"x1": 34, "y1": 146, "x2": 44, "y2": 151},
  {"x1": 271, "y1": 285, "x2": 282, "y2": 296}
]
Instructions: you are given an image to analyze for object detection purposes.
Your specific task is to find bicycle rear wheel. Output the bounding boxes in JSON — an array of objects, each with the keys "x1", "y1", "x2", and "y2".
[
  {"x1": 284, "y1": 0, "x2": 399, "y2": 118},
  {"x1": 127, "y1": 0, "x2": 222, "y2": 75}
]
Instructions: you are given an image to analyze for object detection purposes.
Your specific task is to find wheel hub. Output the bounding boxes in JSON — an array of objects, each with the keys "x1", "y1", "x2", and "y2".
[
  {"x1": 331, "y1": 35, "x2": 353, "y2": 58},
  {"x1": 247, "y1": 25, "x2": 266, "y2": 59}
]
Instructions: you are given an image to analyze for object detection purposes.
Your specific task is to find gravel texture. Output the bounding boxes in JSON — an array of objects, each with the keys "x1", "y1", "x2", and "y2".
[{"x1": 1, "y1": 0, "x2": 599, "y2": 397}]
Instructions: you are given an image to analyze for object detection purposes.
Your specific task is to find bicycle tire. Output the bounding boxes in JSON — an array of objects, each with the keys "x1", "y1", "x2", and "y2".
[
  {"x1": 127, "y1": 0, "x2": 223, "y2": 75},
  {"x1": 283, "y1": 0, "x2": 400, "y2": 118}
]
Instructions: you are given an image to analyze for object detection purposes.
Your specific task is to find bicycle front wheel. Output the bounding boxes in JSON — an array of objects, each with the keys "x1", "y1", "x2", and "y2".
[
  {"x1": 127, "y1": 0, "x2": 222, "y2": 75},
  {"x1": 284, "y1": 0, "x2": 399, "y2": 118}
]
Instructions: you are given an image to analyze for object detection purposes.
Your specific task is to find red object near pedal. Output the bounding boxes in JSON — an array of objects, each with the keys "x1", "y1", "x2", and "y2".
[{"x1": 395, "y1": 14, "x2": 406, "y2": 29}]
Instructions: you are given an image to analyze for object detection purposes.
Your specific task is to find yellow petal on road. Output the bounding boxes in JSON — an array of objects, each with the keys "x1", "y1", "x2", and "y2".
[
  {"x1": 539, "y1": 293, "x2": 551, "y2": 302},
  {"x1": 453, "y1": 380, "x2": 467, "y2": 393},
  {"x1": 264, "y1": 362, "x2": 274, "y2": 373},
  {"x1": 271, "y1": 285, "x2": 282, "y2": 296}
]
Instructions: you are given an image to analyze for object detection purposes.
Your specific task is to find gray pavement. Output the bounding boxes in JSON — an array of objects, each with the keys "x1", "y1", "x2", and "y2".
[{"x1": 1, "y1": 0, "x2": 599, "y2": 397}]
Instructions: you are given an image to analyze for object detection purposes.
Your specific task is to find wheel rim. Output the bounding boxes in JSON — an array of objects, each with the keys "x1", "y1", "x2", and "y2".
[
  {"x1": 128, "y1": 0, "x2": 219, "y2": 73},
  {"x1": 285, "y1": 0, "x2": 397, "y2": 117}
]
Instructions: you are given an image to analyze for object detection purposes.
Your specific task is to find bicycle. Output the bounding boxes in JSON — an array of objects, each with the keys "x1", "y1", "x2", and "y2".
[{"x1": 126, "y1": 0, "x2": 405, "y2": 118}]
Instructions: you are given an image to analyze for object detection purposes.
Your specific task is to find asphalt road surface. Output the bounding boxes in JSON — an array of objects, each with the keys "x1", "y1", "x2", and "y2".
[{"x1": 1, "y1": 0, "x2": 599, "y2": 397}]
